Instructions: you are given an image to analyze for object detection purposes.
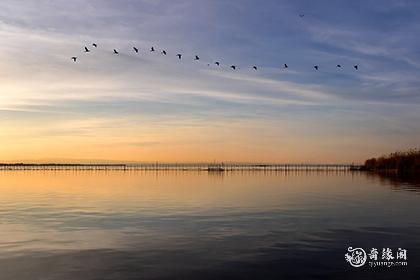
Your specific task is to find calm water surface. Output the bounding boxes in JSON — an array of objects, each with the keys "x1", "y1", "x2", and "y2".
[{"x1": 0, "y1": 171, "x2": 419, "y2": 279}]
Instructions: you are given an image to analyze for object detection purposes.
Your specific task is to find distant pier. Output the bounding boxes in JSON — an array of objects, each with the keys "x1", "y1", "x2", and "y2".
[{"x1": 0, "y1": 163, "x2": 361, "y2": 171}]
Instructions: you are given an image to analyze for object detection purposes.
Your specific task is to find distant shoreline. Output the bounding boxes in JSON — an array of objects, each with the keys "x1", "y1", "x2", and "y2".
[{"x1": 361, "y1": 149, "x2": 420, "y2": 174}]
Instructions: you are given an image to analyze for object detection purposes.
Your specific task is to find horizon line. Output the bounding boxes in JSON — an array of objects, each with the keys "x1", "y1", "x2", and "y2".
[{"x1": 0, "y1": 161, "x2": 361, "y2": 166}]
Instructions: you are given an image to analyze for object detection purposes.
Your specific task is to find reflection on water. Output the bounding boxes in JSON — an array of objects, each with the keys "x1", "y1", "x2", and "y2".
[
  {"x1": 0, "y1": 171, "x2": 419, "y2": 279},
  {"x1": 366, "y1": 172, "x2": 420, "y2": 194}
]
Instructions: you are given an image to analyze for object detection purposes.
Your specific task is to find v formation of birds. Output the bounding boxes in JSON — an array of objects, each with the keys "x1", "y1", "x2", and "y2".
[{"x1": 71, "y1": 14, "x2": 360, "y2": 72}]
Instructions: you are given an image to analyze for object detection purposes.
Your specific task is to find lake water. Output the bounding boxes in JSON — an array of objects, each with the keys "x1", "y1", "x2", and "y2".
[{"x1": 0, "y1": 171, "x2": 419, "y2": 279}]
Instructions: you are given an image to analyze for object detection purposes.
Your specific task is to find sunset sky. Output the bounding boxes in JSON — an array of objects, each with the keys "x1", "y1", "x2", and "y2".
[{"x1": 0, "y1": 0, "x2": 419, "y2": 163}]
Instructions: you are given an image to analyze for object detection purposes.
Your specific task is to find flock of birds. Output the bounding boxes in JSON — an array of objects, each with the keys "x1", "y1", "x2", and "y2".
[
  {"x1": 70, "y1": 14, "x2": 360, "y2": 72},
  {"x1": 71, "y1": 44, "x2": 360, "y2": 72}
]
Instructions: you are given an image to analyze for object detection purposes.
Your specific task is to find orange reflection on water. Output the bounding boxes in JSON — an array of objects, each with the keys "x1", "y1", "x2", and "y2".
[{"x1": 0, "y1": 171, "x2": 369, "y2": 212}]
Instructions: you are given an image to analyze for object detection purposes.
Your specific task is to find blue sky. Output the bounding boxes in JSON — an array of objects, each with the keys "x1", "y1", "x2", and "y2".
[{"x1": 0, "y1": 0, "x2": 419, "y2": 163}]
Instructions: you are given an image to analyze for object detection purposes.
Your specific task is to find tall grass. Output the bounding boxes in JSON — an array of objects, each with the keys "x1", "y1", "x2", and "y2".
[{"x1": 364, "y1": 149, "x2": 420, "y2": 173}]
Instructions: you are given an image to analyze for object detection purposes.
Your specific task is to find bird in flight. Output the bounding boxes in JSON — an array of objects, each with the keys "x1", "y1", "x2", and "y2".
[
  {"x1": 113, "y1": 49, "x2": 119, "y2": 54},
  {"x1": 133, "y1": 47, "x2": 139, "y2": 53},
  {"x1": 253, "y1": 66, "x2": 258, "y2": 70},
  {"x1": 215, "y1": 61, "x2": 220, "y2": 66},
  {"x1": 195, "y1": 55, "x2": 200, "y2": 60},
  {"x1": 299, "y1": 14, "x2": 305, "y2": 18},
  {"x1": 336, "y1": 64, "x2": 342, "y2": 68},
  {"x1": 92, "y1": 43, "x2": 98, "y2": 48},
  {"x1": 84, "y1": 47, "x2": 90, "y2": 53},
  {"x1": 230, "y1": 65, "x2": 237, "y2": 70},
  {"x1": 284, "y1": 63, "x2": 288, "y2": 69},
  {"x1": 177, "y1": 54, "x2": 182, "y2": 59},
  {"x1": 150, "y1": 47, "x2": 155, "y2": 52},
  {"x1": 71, "y1": 57, "x2": 77, "y2": 62},
  {"x1": 162, "y1": 50, "x2": 167, "y2": 55},
  {"x1": 354, "y1": 65, "x2": 359, "y2": 70},
  {"x1": 314, "y1": 65, "x2": 319, "y2": 70}
]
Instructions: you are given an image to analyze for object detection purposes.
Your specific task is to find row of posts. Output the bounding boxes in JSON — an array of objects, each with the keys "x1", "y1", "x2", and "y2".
[{"x1": 0, "y1": 163, "x2": 359, "y2": 171}]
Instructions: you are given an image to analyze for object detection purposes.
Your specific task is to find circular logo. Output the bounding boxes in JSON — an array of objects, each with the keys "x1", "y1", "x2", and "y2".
[{"x1": 345, "y1": 247, "x2": 367, "y2": 267}]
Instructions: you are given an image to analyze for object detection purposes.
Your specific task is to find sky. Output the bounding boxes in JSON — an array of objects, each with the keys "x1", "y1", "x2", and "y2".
[{"x1": 0, "y1": 0, "x2": 419, "y2": 163}]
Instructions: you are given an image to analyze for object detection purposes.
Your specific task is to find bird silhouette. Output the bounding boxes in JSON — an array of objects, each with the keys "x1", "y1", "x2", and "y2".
[
  {"x1": 215, "y1": 61, "x2": 220, "y2": 66},
  {"x1": 92, "y1": 43, "x2": 98, "y2": 48},
  {"x1": 314, "y1": 65, "x2": 319, "y2": 70},
  {"x1": 113, "y1": 49, "x2": 119, "y2": 54},
  {"x1": 177, "y1": 54, "x2": 182, "y2": 59},
  {"x1": 354, "y1": 65, "x2": 358, "y2": 70},
  {"x1": 133, "y1": 47, "x2": 139, "y2": 53},
  {"x1": 253, "y1": 66, "x2": 258, "y2": 70},
  {"x1": 150, "y1": 47, "x2": 155, "y2": 52},
  {"x1": 71, "y1": 57, "x2": 77, "y2": 62},
  {"x1": 195, "y1": 55, "x2": 200, "y2": 60},
  {"x1": 230, "y1": 65, "x2": 236, "y2": 70},
  {"x1": 299, "y1": 14, "x2": 305, "y2": 18},
  {"x1": 284, "y1": 63, "x2": 288, "y2": 69},
  {"x1": 84, "y1": 47, "x2": 90, "y2": 53},
  {"x1": 162, "y1": 50, "x2": 167, "y2": 55},
  {"x1": 336, "y1": 64, "x2": 342, "y2": 68}
]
